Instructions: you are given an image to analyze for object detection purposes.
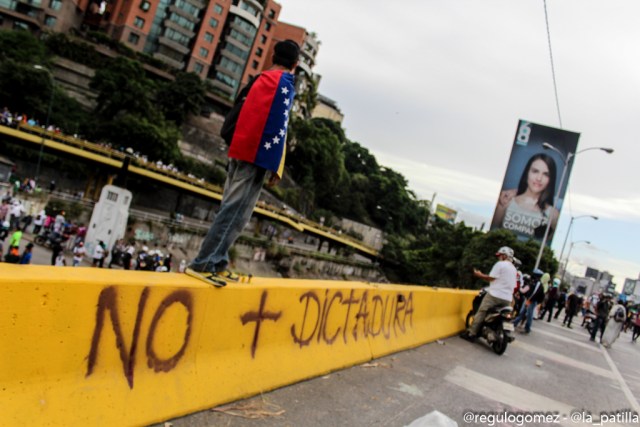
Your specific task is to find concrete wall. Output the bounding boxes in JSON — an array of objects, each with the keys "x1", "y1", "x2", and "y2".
[{"x1": 0, "y1": 265, "x2": 474, "y2": 426}]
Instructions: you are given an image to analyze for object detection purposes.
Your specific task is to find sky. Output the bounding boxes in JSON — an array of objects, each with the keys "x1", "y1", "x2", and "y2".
[{"x1": 277, "y1": 0, "x2": 640, "y2": 287}]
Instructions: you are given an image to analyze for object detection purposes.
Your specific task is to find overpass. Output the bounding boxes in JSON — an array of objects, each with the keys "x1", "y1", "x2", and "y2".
[{"x1": 0, "y1": 124, "x2": 379, "y2": 257}]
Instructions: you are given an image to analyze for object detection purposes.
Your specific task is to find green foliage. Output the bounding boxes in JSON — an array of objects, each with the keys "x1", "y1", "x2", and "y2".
[
  {"x1": 44, "y1": 32, "x2": 106, "y2": 68},
  {"x1": 91, "y1": 114, "x2": 181, "y2": 163},
  {"x1": 91, "y1": 56, "x2": 154, "y2": 118},
  {"x1": 156, "y1": 72, "x2": 206, "y2": 125},
  {"x1": 288, "y1": 118, "x2": 349, "y2": 214},
  {"x1": 174, "y1": 156, "x2": 226, "y2": 185},
  {"x1": 0, "y1": 30, "x2": 49, "y2": 64}
]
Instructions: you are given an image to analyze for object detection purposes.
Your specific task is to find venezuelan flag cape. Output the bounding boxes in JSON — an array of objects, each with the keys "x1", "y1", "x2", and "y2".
[{"x1": 228, "y1": 69, "x2": 295, "y2": 178}]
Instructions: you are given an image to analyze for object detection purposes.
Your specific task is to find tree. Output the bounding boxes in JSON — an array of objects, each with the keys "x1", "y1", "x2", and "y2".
[
  {"x1": 288, "y1": 118, "x2": 349, "y2": 214},
  {"x1": 92, "y1": 113, "x2": 181, "y2": 163},
  {"x1": 0, "y1": 30, "x2": 48, "y2": 64},
  {"x1": 90, "y1": 56, "x2": 154, "y2": 118},
  {"x1": 156, "y1": 72, "x2": 206, "y2": 125}
]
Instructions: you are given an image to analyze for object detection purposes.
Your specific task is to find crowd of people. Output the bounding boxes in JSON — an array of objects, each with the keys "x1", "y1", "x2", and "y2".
[{"x1": 0, "y1": 193, "x2": 182, "y2": 272}]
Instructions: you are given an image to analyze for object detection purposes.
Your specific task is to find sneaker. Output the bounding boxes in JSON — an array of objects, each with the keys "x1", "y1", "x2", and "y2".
[
  {"x1": 215, "y1": 269, "x2": 240, "y2": 281},
  {"x1": 185, "y1": 268, "x2": 227, "y2": 287}
]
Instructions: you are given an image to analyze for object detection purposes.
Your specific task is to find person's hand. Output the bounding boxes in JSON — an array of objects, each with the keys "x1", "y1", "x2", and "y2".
[
  {"x1": 498, "y1": 189, "x2": 516, "y2": 207},
  {"x1": 267, "y1": 172, "x2": 281, "y2": 188},
  {"x1": 473, "y1": 268, "x2": 481, "y2": 277}
]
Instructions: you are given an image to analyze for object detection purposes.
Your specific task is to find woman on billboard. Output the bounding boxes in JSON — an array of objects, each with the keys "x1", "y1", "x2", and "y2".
[{"x1": 491, "y1": 153, "x2": 559, "y2": 239}]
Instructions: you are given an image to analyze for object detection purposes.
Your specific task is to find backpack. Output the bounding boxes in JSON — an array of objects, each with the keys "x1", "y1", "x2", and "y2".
[
  {"x1": 220, "y1": 75, "x2": 259, "y2": 144},
  {"x1": 613, "y1": 307, "x2": 625, "y2": 322}
]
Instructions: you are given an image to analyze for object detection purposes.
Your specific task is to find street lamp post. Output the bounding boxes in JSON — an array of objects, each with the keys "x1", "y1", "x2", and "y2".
[
  {"x1": 560, "y1": 240, "x2": 590, "y2": 285},
  {"x1": 33, "y1": 65, "x2": 55, "y2": 185},
  {"x1": 557, "y1": 215, "x2": 598, "y2": 275},
  {"x1": 533, "y1": 144, "x2": 614, "y2": 270}
]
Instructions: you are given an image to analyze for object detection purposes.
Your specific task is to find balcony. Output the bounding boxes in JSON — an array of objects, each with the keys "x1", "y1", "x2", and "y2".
[
  {"x1": 229, "y1": 4, "x2": 259, "y2": 28},
  {"x1": 243, "y1": 0, "x2": 263, "y2": 13},
  {"x1": 163, "y1": 18, "x2": 195, "y2": 38},
  {"x1": 152, "y1": 52, "x2": 184, "y2": 70},
  {"x1": 168, "y1": 4, "x2": 198, "y2": 22},
  {"x1": 183, "y1": 0, "x2": 204, "y2": 9},
  {"x1": 297, "y1": 60, "x2": 311, "y2": 77},
  {"x1": 158, "y1": 36, "x2": 190, "y2": 55}
]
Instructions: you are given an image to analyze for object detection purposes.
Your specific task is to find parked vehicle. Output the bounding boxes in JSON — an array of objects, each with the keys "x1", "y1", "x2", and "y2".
[{"x1": 465, "y1": 288, "x2": 515, "y2": 355}]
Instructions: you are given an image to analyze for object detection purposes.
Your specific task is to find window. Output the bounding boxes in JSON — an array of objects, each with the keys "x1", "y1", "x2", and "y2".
[
  {"x1": 165, "y1": 27, "x2": 190, "y2": 46},
  {"x1": 199, "y1": 47, "x2": 209, "y2": 58},
  {"x1": 255, "y1": 47, "x2": 262, "y2": 57},
  {"x1": 260, "y1": 35, "x2": 266, "y2": 44},
  {"x1": 213, "y1": 3, "x2": 222, "y2": 14},
  {"x1": 194, "y1": 62, "x2": 204, "y2": 74},
  {"x1": 128, "y1": 33, "x2": 140, "y2": 45},
  {"x1": 169, "y1": 12, "x2": 195, "y2": 31},
  {"x1": 204, "y1": 32, "x2": 214, "y2": 43},
  {"x1": 134, "y1": 16, "x2": 145, "y2": 28},
  {"x1": 268, "y1": 9, "x2": 275, "y2": 18},
  {"x1": 264, "y1": 22, "x2": 271, "y2": 31},
  {"x1": 13, "y1": 21, "x2": 29, "y2": 30},
  {"x1": 209, "y1": 17, "x2": 218, "y2": 28},
  {"x1": 44, "y1": 15, "x2": 57, "y2": 27},
  {"x1": 139, "y1": 0, "x2": 150, "y2": 11},
  {"x1": 49, "y1": 0, "x2": 61, "y2": 10},
  {"x1": 251, "y1": 60, "x2": 258, "y2": 70}
]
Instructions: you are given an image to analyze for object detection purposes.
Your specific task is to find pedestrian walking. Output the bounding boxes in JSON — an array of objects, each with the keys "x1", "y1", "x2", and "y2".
[
  {"x1": 92, "y1": 240, "x2": 106, "y2": 268},
  {"x1": 72, "y1": 241, "x2": 86, "y2": 267},
  {"x1": 562, "y1": 291, "x2": 583, "y2": 328},
  {"x1": 602, "y1": 298, "x2": 626, "y2": 348},
  {"x1": 538, "y1": 278, "x2": 560, "y2": 322},
  {"x1": 590, "y1": 294, "x2": 612, "y2": 343},
  {"x1": 554, "y1": 287, "x2": 567, "y2": 319},
  {"x1": 19, "y1": 242, "x2": 34, "y2": 264},
  {"x1": 513, "y1": 270, "x2": 547, "y2": 334}
]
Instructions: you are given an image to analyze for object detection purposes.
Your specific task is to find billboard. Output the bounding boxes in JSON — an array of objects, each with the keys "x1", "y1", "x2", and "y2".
[
  {"x1": 435, "y1": 204, "x2": 457, "y2": 224},
  {"x1": 623, "y1": 279, "x2": 637, "y2": 296},
  {"x1": 490, "y1": 120, "x2": 580, "y2": 245}
]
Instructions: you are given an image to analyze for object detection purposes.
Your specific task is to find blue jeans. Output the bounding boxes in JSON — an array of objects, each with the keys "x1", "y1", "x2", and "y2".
[
  {"x1": 513, "y1": 301, "x2": 537, "y2": 332},
  {"x1": 190, "y1": 159, "x2": 266, "y2": 273}
]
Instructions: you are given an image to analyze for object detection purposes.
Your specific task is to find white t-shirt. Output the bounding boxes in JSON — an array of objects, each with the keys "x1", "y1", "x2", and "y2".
[
  {"x1": 488, "y1": 260, "x2": 517, "y2": 301},
  {"x1": 93, "y1": 244, "x2": 105, "y2": 260}
]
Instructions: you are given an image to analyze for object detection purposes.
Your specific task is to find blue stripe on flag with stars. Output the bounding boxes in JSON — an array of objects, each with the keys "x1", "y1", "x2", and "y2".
[{"x1": 253, "y1": 72, "x2": 295, "y2": 172}]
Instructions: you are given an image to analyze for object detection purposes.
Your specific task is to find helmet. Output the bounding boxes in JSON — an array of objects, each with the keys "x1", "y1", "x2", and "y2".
[
  {"x1": 553, "y1": 278, "x2": 561, "y2": 287},
  {"x1": 532, "y1": 268, "x2": 544, "y2": 277},
  {"x1": 496, "y1": 246, "x2": 514, "y2": 258}
]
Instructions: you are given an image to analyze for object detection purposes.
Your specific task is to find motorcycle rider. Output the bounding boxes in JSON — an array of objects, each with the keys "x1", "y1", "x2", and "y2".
[{"x1": 461, "y1": 246, "x2": 517, "y2": 342}]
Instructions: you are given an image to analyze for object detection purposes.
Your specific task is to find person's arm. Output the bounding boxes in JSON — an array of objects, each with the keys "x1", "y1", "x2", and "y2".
[
  {"x1": 473, "y1": 268, "x2": 495, "y2": 282},
  {"x1": 491, "y1": 189, "x2": 516, "y2": 229}
]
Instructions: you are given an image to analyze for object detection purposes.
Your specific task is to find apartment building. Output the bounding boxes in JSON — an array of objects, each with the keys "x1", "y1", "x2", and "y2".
[{"x1": 1, "y1": 0, "x2": 318, "y2": 95}]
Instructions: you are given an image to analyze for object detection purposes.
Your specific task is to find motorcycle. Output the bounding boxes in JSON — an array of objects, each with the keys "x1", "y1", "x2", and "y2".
[
  {"x1": 34, "y1": 229, "x2": 68, "y2": 248},
  {"x1": 582, "y1": 309, "x2": 596, "y2": 334},
  {"x1": 465, "y1": 288, "x2": 515, "y2": 355}
]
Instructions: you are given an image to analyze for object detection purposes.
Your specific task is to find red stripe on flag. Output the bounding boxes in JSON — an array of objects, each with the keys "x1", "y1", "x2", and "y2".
[{"x1": 228, "y1": 71, "x2": 282, "y2": 164}]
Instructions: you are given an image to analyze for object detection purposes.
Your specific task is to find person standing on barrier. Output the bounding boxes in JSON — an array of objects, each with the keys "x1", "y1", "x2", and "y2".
[
  {"x1": 186, "y1": 40, "x2": 299, "y2": 287},
  {"x1": 461, "y1": 246, "x2": 517, "y2": 342}
]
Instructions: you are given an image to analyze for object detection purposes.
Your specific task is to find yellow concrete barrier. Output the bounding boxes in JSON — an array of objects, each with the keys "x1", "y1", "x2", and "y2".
[{"x1": 0, "y1": 265, "x2": 475, "y2": 426}]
